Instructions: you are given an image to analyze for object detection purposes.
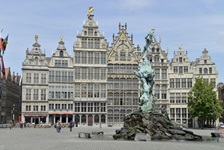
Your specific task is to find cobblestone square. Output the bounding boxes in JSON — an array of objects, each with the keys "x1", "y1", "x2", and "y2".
[{"x1": 0, "y1": 127, "x2": 223, "y2": 150}]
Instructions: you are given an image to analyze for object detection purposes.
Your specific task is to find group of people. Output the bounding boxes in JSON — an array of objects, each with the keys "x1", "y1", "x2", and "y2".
[{"x1": 55, "y1": 120, "x2": 75, "y2": 133}]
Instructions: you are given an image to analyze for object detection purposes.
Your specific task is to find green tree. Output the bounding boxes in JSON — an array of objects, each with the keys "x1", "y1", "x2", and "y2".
[{"x1": 188, "y1": 77, "x2": 223, "y2": 127}]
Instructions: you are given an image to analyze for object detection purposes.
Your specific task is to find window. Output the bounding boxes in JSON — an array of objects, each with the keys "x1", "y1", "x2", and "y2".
[
  {"x1": 41, "y1": 89, "x2": 46, "y2": 100},
  {"x1": 81, "y1": 115, "x2": 86, "y2": 123},
  {"x1": 82, "y1": 52, "x2": 87, "y2": 64},
  {"x1": 35, "y1": 57, "x2": 38, "y2": 65},
  {"x1": 161, "y1": 85, "x2": 167, "y2": 99},
  {"x1": 94, "y1": 39, "x2": 100, "y2": 48},
  {"x1": 204, "y1": 60, "x2": 207, "y2": 64},
  {"x1": 179, "y1": 57, "x2": 182, "y2": 63},
  {"x1": 199, "y1": 68, "x2": 202, "y2": 74},
  {"x1": 182, "y1": 78, "x2": 186, "y2": 88},
  {"x1": 120, "y1": 51, "x2": 126, "y2": 61},
  {"x1": 154, "y1": 85, "x2": 160, "y2": 99},
  {"x1": 82, "y1": 38, "x2": 87, "y2": 48},
  {"x1": 176, "y1": 93, "x2": 180, "y2": 103},
  {"x1": 155, "y1": 69, "x2": 160, "y2": 79},
  {"x1": 26, "y1": 105, "x2": 31, "y2": 111},
  {"x1": 170, "y1": 93, "x2": 174, "y2": 103},
  {"x1": 34, "y1": 73, "x2": 39, "y2": 83},
  {"x1": 154, "y1": 55, "x2": 159, "y2": 62},
  {"x1": 75, "y1": 51, "x2": 81, "y2": 63},
  {"x1": 211, "y1": 78, "x2": 216, "y2": 87},
  {"x1": 88, "y1": 38, "x2": 93, "y2": 48},
  {"x1": 81, "y1": 84, "x2": 87, "y2": 98},
  {"x1": 75, "y1": 68, "x2": 80, "y2": 79},
  {"x1": 187, "y1": 78, "x2": 192, "y2": 88},
  {"x1": 204, "y1": 68, "x2": 208, "y2": 74},
  {"x1": 88, "y1": 103, "x2": 93, "y2": 112},
  {"x1": 82, "y1": 68, "x2": 87, "y2": 79},
  {"x1": 75, "y1": 84, "x2": 80, "y2": 97},
  {"x1": 41, "y1": 73, "x2": 46, "y2": 84},
  {"x1": 184, "y1": 66, "x2": 188, "y2": 73},
  {"x1": 68, "y1": 104, "x2": 73, "y2": 110},
  {"x1": 75, "y1": 103, "x2": 80, "y2": 112},
  {"x1": 26, "y1": 89, "x2": 31, "y2": 100},
  {"x1": 176, "y1": 78, "x2": 180, "y2": 88},
  {"x1": 170, "y1": 78, "x2": 174, "y2": 88},
  {"x1": 94, "y1": 52, "x2": 100, "y2": 64},
  {"x1": 179, "y1": 66, "x2": 183, "y2": 74},
  {"x1": 62, "y1": 60, "x2": 68, "y2": 67},
  {"x1": 81, "y1": 103, "x2": 86, "y2": 112},
  {"x1": 88, "y1": 52, "x2": 93, "y2": 64},
  {"x1": 174, "y1": 66, "x2": 178, "y2": 73},
  {"x1": 60, "y1": 51, "x2": 63, "y2": 57},
  {"x1": 162, "y1": 69, "x2": 167, "y2": 79},
  {"x1": 88, "y1": 28, "x2": 93, "y2": 36},
  {"x1": 101, "y1": 52, "x2": 106, "y2": 64},
  {"x1": 182, "y1": 93, "x2": 187, "y2": 103},
  {"x1": 33, "y1": 105, "x2": 38, "y2": 111},
  {"x1": 26, "y1": 73, "x2": 31, "y2": 83},
  {"x1": 41, "y1": 105, "x2": 46, "y2": 111},
  {"x1": 33, "y1": 89, "x2": 39, "y2": 100},
  {"x1": 49, "y1": 104, "x2": 54, "y2": 110},
  {"x1": 209, "y1": 68, "x2": 212, "y2": 74}
]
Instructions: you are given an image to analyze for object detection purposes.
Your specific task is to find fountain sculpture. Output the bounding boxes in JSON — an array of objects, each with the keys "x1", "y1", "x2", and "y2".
[{"x1": 113, "y1": 29, "x2": 202, "y2": 141}]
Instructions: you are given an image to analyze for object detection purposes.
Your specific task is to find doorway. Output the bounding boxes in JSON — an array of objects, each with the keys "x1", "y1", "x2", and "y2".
[{"x1": 88, "y1": 115, "x2": 93, "y2": 126}]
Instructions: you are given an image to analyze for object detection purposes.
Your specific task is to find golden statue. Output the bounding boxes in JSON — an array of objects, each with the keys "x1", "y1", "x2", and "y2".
[
  {"x1": 35, "y1": 35, "x2": 38, "y2": 42},
  {"x1": 60, "y1": 35, "x2": 63, "y2": 41},
  {"x1": 88, "y1": 6, "x2": 95, "y2": 19}
]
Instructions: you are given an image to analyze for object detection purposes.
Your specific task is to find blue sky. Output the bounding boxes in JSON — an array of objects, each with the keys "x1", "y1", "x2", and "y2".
[{"x1": 1, "y1": 0, "x2": 224, "y2": 83}]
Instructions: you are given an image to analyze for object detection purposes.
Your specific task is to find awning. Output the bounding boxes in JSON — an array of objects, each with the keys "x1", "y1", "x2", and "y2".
[
  {"x1": 24, "y1": 114, "x2": 47, "y2": 117},
  {"x1": 48, "y1": 112, "x2": 73, "y2": 115}
]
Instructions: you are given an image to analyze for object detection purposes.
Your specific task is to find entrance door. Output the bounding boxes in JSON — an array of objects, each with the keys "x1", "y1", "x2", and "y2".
[{"x1": 88, "y1": 115, "x2": 93, "y2": 126}]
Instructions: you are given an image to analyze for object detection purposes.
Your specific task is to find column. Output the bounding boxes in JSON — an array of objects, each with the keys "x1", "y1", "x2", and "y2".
[{"x1": 66, "y1": 114, "x2": 68, "y2": 123}]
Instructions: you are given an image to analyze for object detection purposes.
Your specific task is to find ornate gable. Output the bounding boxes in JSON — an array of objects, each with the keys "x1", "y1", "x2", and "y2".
[
  {"x1": 22, "y1": 35, "x2": 48, "y2": 66},
  {"x1": 108, "y1": 23, "x2": 140, "y2": 63}
]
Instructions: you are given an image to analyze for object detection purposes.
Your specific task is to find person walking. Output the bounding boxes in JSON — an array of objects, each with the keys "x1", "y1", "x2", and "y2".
[
  {"x1": 55, "y1": 120, "x2": 62, "y2": 133},
  {"x1": 69, "y1": 120, "x2": 73, "y2": 132},
  {"x1": 9, "y1": 121, "x2": 12, "y2": 130}
]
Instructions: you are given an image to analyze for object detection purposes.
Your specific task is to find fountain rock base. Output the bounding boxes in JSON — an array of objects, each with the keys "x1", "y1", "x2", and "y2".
[{"x1": 113, "y1": 112, "x2": 202, "y2": 141}]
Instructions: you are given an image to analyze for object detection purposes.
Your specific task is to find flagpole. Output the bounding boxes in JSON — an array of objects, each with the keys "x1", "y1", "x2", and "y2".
[{"x1": 0, "y1": 29, "x2": 2, "y2": 123}]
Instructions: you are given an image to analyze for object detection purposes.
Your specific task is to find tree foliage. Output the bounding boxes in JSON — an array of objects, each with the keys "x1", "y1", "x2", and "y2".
[{"x1": 188, "y1": 77, "x2": 223, "y2": 122}]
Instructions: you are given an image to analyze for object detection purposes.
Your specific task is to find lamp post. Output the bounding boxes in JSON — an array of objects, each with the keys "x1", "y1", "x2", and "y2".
[
  {"x1": 12, "y1": 104, "x2": 15, "y2": 126},
  {"x1": 99, "y1": 103, "x2": 101, "y2": 128}
]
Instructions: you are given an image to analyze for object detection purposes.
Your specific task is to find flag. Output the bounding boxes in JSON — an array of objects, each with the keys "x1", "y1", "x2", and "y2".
[
  {"x1": 0, "y1": 56, "x2": 5, "y2": 76},
  {"x1": 2, "y1": 35, "x2": 8, "y2": 53},
  {"x1": 0, "y1": 37, "x2": 3, "y2": 51}
]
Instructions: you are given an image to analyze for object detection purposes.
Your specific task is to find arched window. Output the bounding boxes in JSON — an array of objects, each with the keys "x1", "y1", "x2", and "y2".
[
  {"x1": 94, "y1": 115, "x2": 99, "y2": 123},
  {"x1": 35, "y1": 57, "x2": 38, "y2": 65},
  {"x1": 81, "y1": 114, "x2": 86, "y2": 123},
  {"x1": 60, "y1": 50, "x2": 63, "y2": 57}
]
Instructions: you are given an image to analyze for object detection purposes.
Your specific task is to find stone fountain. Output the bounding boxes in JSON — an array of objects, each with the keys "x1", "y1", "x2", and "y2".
[{"x1": 113, "y1": 29, "x2": 202, "y2": 141}]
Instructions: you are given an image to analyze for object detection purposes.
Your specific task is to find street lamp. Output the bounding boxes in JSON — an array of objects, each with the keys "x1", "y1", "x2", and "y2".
[
  {"x1": 12, "y1": 104, "x2": 15, "y2": 126},
  {"x1": 99, "y1": 103, "x2": 101, "y2": 128}
]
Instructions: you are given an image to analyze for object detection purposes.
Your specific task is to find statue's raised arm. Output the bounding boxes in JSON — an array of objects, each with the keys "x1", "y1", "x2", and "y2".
[{"x1": 143, "y1": 28, "x2": 155, "y2": 59}]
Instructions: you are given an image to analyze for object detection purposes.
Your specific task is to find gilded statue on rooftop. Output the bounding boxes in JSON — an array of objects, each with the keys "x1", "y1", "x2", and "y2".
[{"x1": 88, "y1": 6, "x2": 95, "y2": 19}]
